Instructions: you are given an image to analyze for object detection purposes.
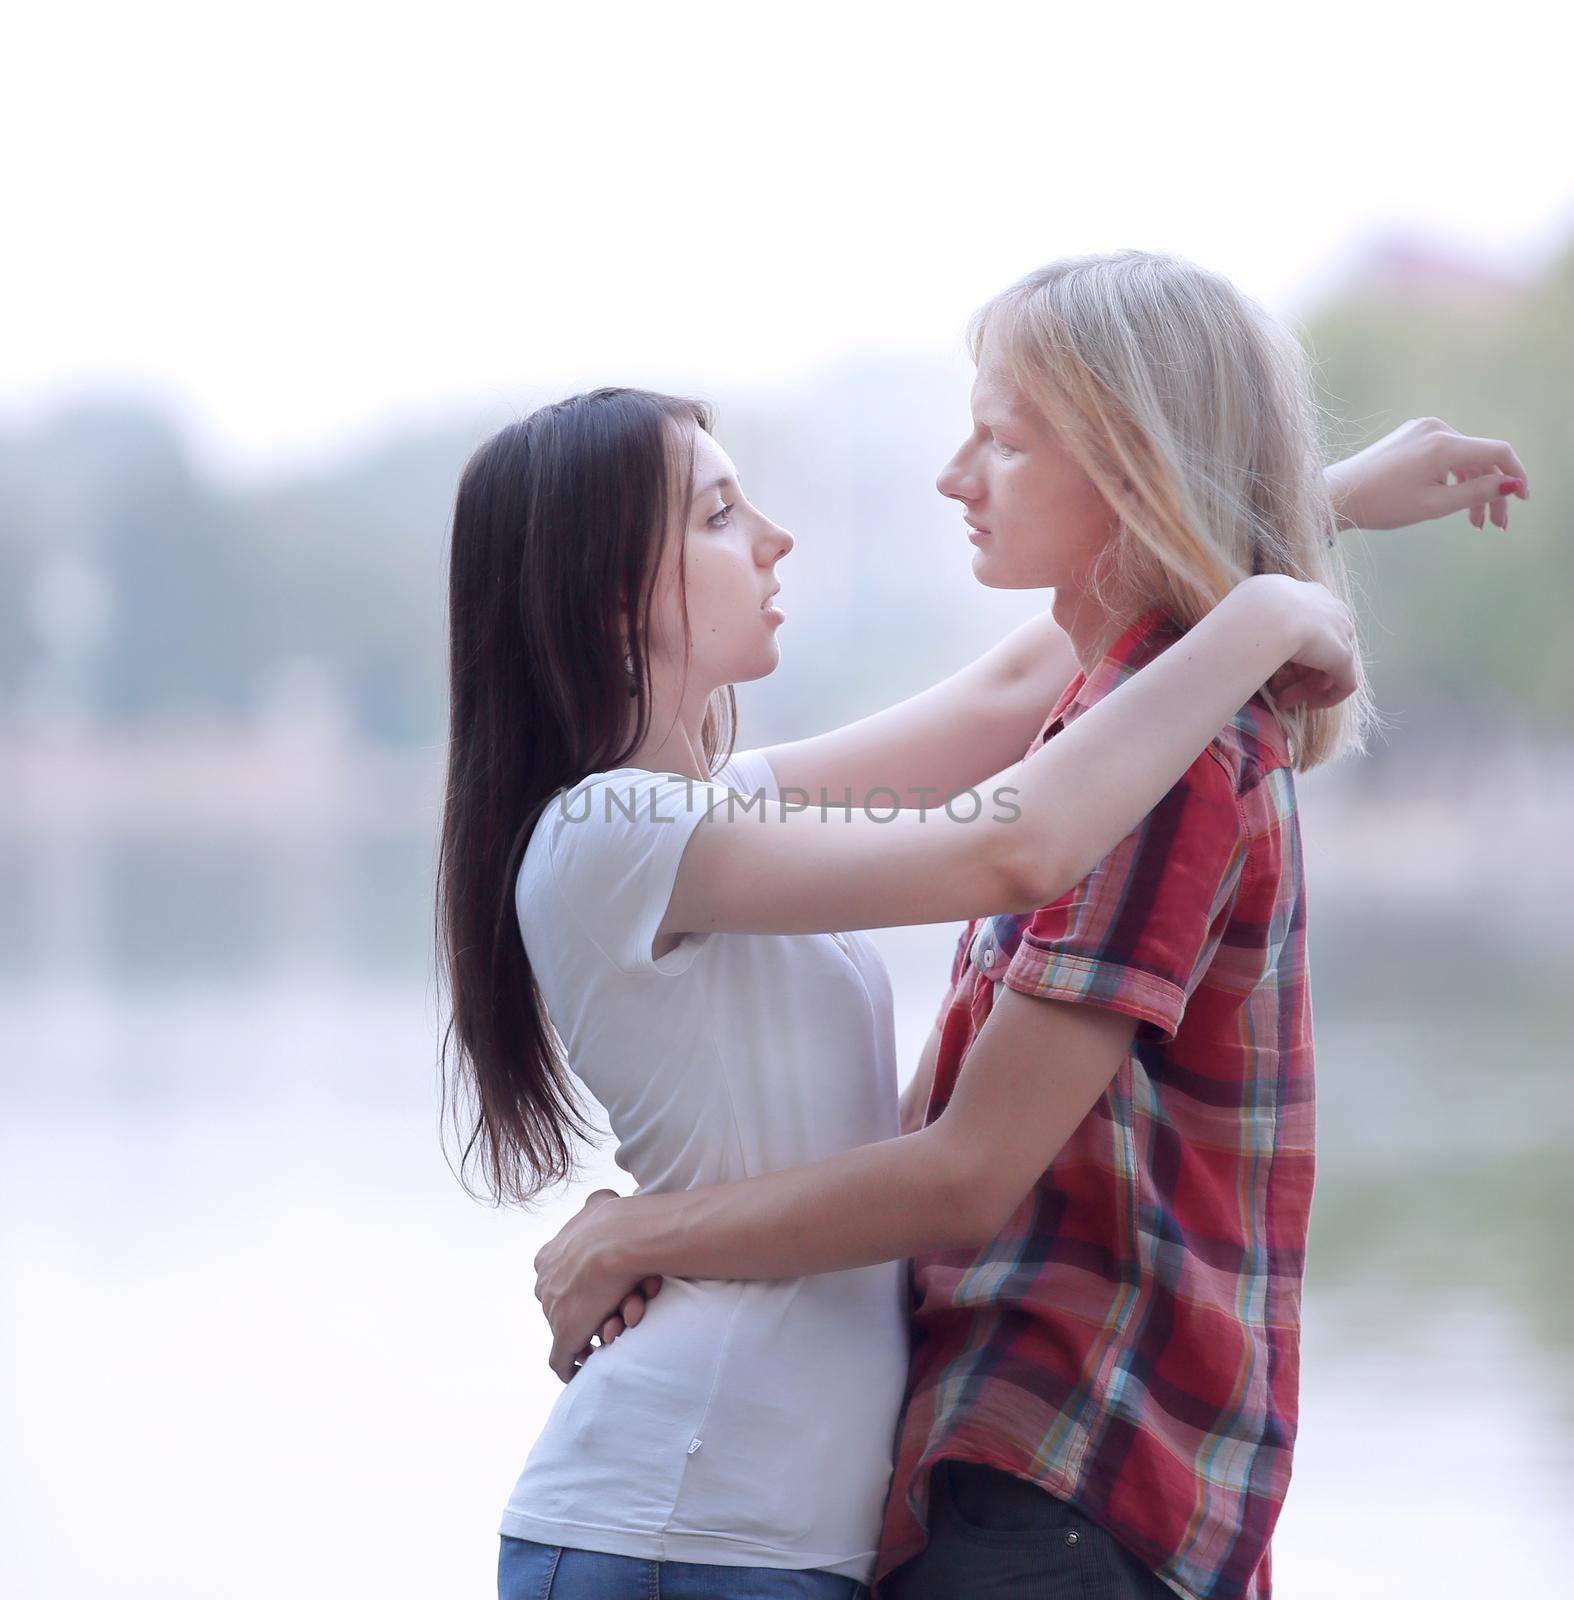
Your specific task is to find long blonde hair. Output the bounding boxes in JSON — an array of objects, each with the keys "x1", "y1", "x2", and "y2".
[{"x1": 970, "y1": 249, "x2": 1376, "y2": 771}]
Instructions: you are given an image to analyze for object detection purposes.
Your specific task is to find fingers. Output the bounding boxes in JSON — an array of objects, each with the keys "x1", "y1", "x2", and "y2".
[
  {"x1": 1430, "y1": 427, "x2": 1527, "y2": 533},
  {"x1": 1277, "y1": 675, "x2": 1313, "y2": 707},
  {"x1": 1268, "y1": 660, "x2": 1310, "y2": 697},
  {"x1": 549, "y1": 1334, "x2": 591, "y2": 1384},
  {"x1": 550, "y1": 1287, "x2": 653, "y2": 1381},
  {"x1": 551, "y1": 1307, "x2": 628, "y2": 1383},
  {"x1": 1433, "y1": 431, "x2": 1529, "y2": 498},
  {"x1": 1275, "y1": 598, "x2": 1356, "y2": 709},
  {"x1": 1280, "y1": 670, "x2": 1339, "y2": 709},
  {"x1": 555, "y1": 1303, "x2": 635, "y2": 1380},
  {"x1": 604, "y1": 1281, "x2": 659, "y2": 1339},
  {"x1": 1432, "y1": 471, "x2": 1524, "y2": 529},
  {"x1": 1453, "y1": 466, "x2": 1490, "y2": 531},
  {"x1": 1287, "y1": 669, "x2": 1352, "y2": 710}
]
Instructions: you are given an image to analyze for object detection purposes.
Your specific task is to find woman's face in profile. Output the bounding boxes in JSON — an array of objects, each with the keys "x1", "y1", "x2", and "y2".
[
  {"x1": 936, "y1": 323, "x2": 1119, "y2": 594},
  {"x1": 644, "y1": 426, "x2": 795, "y2": 693}
]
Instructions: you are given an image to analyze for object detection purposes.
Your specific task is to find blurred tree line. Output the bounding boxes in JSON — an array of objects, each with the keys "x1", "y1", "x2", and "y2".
[
  {"x1": 1307, "y1": 241, "x2": 1573, "y2": 740},
  {"x1": 2, "y1": 239, "x2": 1568, "y2": 748}
]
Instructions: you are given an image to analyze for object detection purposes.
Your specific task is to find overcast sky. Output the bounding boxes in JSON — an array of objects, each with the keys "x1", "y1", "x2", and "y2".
[{"x1": 7, "y1": 0, "x2": 1571, "y2": 477}]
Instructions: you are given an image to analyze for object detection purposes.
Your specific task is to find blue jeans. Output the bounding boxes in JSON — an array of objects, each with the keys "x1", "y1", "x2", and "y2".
[{"x1": 498, "y1": 1535, "x2": 871, "y2": 1599}]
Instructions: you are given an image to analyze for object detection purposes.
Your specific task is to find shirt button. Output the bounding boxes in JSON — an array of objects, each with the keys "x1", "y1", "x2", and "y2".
[{"x1": 982, "y1": 948, "x2": 995, "y2": 967}]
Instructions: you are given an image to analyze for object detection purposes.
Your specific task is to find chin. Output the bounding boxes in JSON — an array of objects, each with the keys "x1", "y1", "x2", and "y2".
[
  {"x1": 969, "y1": 551, "x2": 1046, "y2": 591},
  {"x1": 735, "y1": 643, "x2": 783, "y2": 684}
]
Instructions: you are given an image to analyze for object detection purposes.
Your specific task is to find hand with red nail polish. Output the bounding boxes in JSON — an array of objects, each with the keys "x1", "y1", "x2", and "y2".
[{"x1": 1325, "y1": 416, "x2": 1529, "y2": 533}]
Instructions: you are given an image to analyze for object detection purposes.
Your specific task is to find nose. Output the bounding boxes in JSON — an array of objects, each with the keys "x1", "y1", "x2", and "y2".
[
  {"x1": 936, "y1": 440, "x2": 977, "y2": 504},
  {"x1": 757, "y1": 516, "x2": 793, "y2": 565}
]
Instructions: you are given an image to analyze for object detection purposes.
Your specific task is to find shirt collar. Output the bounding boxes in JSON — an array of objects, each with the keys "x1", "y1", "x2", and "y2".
[{"x1": 1045, "y1": 607, "x2": 1187, "y2": 733}]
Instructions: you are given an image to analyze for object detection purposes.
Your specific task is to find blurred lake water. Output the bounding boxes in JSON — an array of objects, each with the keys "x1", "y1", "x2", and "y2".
[{"x1": 2, "y1": 759, "x2": 1571, "y2": 1598}]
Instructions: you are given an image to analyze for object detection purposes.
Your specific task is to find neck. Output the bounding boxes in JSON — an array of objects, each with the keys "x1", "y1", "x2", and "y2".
[
  {"x1": 1050, "y1": 581, "x2": 1116, "y2": 676},
  {"x1": 622, "y1": 679, "x2": 715, "y2": 781}
]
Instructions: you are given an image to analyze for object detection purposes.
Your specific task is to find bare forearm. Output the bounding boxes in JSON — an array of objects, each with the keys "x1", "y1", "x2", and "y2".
[
  {"x1": 605, "y1": 1129, "x2": 978, "y2": 1284},
  {"x1": 1323, "y1": 461, "x2": 1356, "y2": 531},
  {"x1": 909, "y1": 613, "x2": 1080, "y2": 801},
  {"x1": 1007, "y1": 579, "x2": 1302, "y2": 896},
  {"x1": 762, "y1": 612, "x2": 1078, "y2": 811}
]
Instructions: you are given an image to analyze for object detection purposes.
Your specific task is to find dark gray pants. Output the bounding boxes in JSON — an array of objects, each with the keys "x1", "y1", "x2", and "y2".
[{"x1": 878, "y1": 1461, "x2": 1177, "y2": 1600}]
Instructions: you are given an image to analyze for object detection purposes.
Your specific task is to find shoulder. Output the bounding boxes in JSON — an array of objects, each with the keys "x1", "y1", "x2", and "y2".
[
  {"x1": 1212, "y1": 693, "x2": 1296, "y2": 793},
  {"x1": 522, "y1": 767, "x2": 742, "y2": 978},
  {"x1": 714, "y1": 746, "x2": 779, "y2": 800},
  {"x1": 1183, "y1": 703, "x2": 1303, "y2": 868},
  {"x1": 541, "y1": 768, "x2": 729, "y2": 859},
  {"x1": 519, "y1": 768, "x2": 664, "y2": 916},
  {"x1": 1167, "y1": 731, "x2": 1246, "y2": 830},
  {"x1": 530, "y1": 752, "x2": 776, "y2": 897}
]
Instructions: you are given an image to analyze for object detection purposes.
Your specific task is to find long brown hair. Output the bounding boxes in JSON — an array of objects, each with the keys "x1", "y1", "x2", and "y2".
[{"x1": 435, "y1": 387, "x2": 736, "y2": 1205}]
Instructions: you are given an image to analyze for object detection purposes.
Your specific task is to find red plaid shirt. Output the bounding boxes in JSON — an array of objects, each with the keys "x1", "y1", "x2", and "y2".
[{"x1": 875, "y1": 607, "x2": 1314, "y2": 1600}]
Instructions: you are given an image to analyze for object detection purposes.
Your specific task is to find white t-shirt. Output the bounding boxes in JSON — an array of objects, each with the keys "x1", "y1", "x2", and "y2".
[{"x1": 498, "y1": 749, "x2": 910, "y2": 1582}]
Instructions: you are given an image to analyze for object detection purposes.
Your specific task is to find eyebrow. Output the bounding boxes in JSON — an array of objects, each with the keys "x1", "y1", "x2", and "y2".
[
  {"x1": 969, "y1": 394, "x2": 1021, "y2": 430},
  {"x1": 690, "y1": 473, "x2": 737, "y2": 503}
]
